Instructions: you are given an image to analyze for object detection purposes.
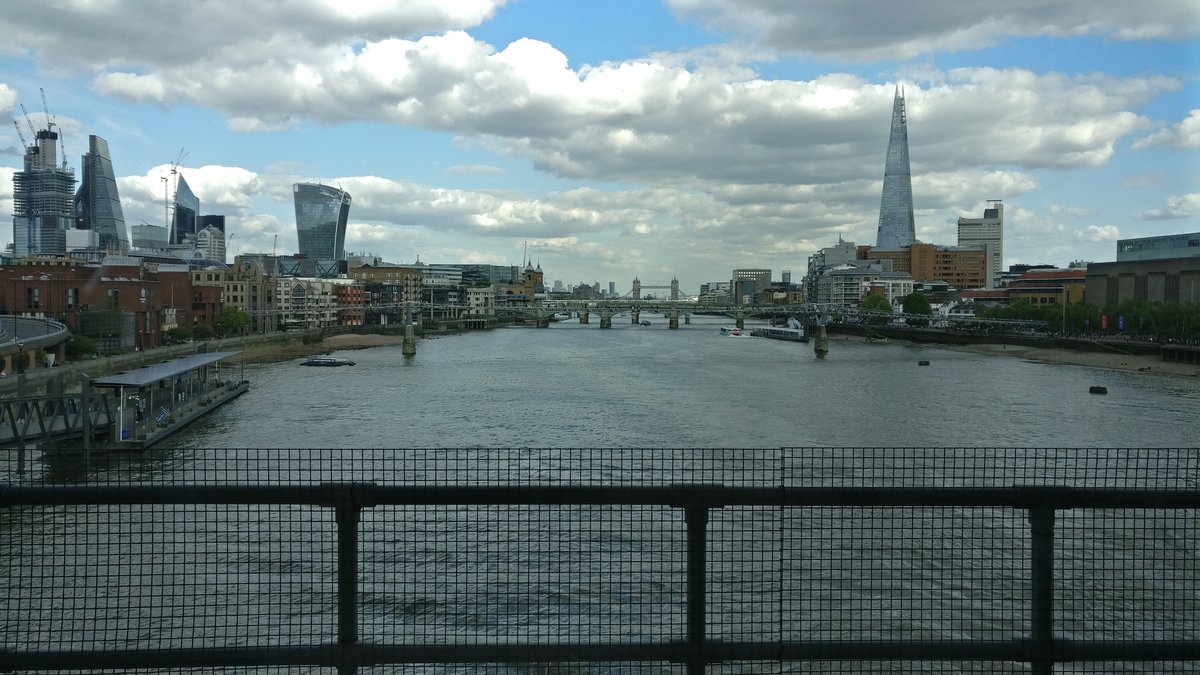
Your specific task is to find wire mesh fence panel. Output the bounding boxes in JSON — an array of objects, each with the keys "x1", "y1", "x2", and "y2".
[
  {"x1": 357, "y1": 504, "x2": 686, "y2": 646},
  {"x1": 1057, "y1": 507, "x2": 1200, "y2": 642},
  {"x1": 2, "y1": 502, "x2": 337, "y2": 653},
  {"x1": 780, "y1": 506, "x2": 1029, "y2": 644},
  {"x1": 3, "y1": 447, "x2": 1199, "y2": 673}
]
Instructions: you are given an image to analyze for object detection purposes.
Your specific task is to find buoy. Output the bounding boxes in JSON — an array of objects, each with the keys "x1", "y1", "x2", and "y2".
[
  {"x1": 1089, "y1": 386, "x2": 1107, "y2": 395},
  {"x1": 917, "y1": 360, "x2": 930, "y2": 366}
]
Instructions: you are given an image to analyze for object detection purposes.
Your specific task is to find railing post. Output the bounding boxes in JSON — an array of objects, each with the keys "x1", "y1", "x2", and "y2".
[
  {"x1": 333, "y1": 485, "x2": 363, "y2": 675},
  {"x1": 1028, "y1": 500, "x2": 1057, "y2": 675},
  {"x1": 685, "y1": 505, "x2": 709, "y2": 675}
]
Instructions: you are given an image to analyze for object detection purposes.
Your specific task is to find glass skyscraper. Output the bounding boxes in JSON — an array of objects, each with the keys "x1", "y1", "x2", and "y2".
[
  {"x1": 75, "y1": 134, "x2": 129, "y2": 253},
  {"x1": 172, "y1": 174, "x2": 199, "y2": 245},
  {"x1": 875, "y1": 88, "x2": 916, "y2": 250},
  {"x1": 293, "y1": 183, "x2": 351, "y2": 260},
  {"x1": 13, "y1": 128, "x2": 75, "y2": 257}
]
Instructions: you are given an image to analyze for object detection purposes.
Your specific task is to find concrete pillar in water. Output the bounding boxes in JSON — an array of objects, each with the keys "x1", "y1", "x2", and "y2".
[
  {"x1": 735, "y1": 316, "x2": 745, "y2": 329},
  {"x1": 536, "y1": 307, "x2": 550, "y2": 328},
  {"x1": 579, "y1": 311, "x2": 590, "y2": 324},
  {"x1": 813, "y1": 324, "x2": 829, "y2": 357},
  {"x1": 684, "y1": 313, "x2": 691, "y2": 325},
  {"x1": 403, "y1": 302, "x2": 417, "y2": 356},
  {"x1": 631, "y1": 310, "x2": 640, "y2": 325},
  {"x1": 668, "y1": 307, "x2": 679, "y2": 329},
  {"x1": 599, "y1": 308, "x2": 613, "y2": 328}
]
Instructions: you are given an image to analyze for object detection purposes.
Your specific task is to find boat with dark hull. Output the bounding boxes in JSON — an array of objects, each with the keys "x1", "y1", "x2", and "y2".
[{"x1": 303, "y1": 355, "x2": 356, "y2": 367}]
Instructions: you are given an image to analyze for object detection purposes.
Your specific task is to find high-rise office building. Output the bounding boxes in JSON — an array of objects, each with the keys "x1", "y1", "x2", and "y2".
[
  {"x1": 12, "y1": 127, "x2": 75, "y2": 257},
  {"x1": 293, "y1": 183, "x2": 351, "y2": 260},
  {"x1": 172, "y1": 174, "x2": 199, "y2": 245},
  {"x1": 957, "y1": 201, "x2": 1004, "y2": 288},
  {"x1": 875, "y1": 88, "x2": 916, "y2": 250},
  {"x1": 75, "y1": 135, "x2": 129, "y2": 253}
]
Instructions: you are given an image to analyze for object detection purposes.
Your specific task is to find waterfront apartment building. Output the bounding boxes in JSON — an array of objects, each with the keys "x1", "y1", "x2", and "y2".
[
  {"x1": 75, "y1": 135, "x2": 130, "y2": 254},
  {"x1": 219, "y1": 258, "x2": 278, "y2": 334},
  {"x1": 815, "y1": 263, "x2": 912, "y2": 307},
  {"x1": 957, "y1": 201, "x2": 1003, "y2": 288},
  {"x1": 875, "y1": 88, "x2": 916, "y2": 250},
  {"x1": 860, "y1": 242, "x2": 988, "y2": 291},
  {"x1": 277, "y1": 277, "x2": 338, "y2": 330},
  {"x1": 293, "y1": 183, "x2": 351, "y2": 261}
]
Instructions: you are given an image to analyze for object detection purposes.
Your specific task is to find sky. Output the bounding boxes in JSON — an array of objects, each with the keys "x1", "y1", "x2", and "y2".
[{"x1": 0, "y1": 0, "x2": 1197, "y2": 295}]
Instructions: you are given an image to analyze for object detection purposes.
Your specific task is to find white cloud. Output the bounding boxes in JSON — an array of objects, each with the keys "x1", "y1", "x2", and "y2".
[
  {"x1": 1139, "y1": 193, "x2": 1200, "y2": 220},
  {"x1": 666, "y1": 0, "x2": 1200, "y2": 60},
  {"x1": 1132, "y1": 110, "x2": 1200, "y2": 150},
  {"x1": 1073, "y1": 224, "x2": 1121, "y2": 242}
]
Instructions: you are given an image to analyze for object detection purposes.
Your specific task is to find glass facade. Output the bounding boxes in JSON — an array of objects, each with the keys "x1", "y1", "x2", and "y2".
[
  {"x1": 172, "y1": 174, "x2": 199, "y2": 245},
  {"x1": 12, "y1": 129, "x2": 76, "y2": 257},
  {"x1": 75, "y1": 135, "x2": 130, "y2": 253},
  {"x1": 293, "y1": 183, "x2": 351, "y2": 261},
  {"x1": 875, "y1": 89, "x2": 916, "y2": 250},
  {"x1": 1116, "y1": 232, "x2": 1200, "y2": 262}
]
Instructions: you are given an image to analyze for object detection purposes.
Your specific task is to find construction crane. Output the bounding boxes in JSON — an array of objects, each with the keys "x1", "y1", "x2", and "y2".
[
  {"x1": 165, "y1": 148, "x2": 187, "y2": 243},
  {"x1": 12, "y1": 120, "x2": 28, "y2": 150},
  {"x1": 19, "y1": 104, "x2": 37, "y2": 139},
  {"x1": 38, "y1": 88, "x2": 67, "y2": 168}
]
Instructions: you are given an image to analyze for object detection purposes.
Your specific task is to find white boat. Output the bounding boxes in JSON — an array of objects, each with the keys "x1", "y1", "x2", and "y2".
[
  {"x1": 749, "y1": 317, "x2": 808, "y2": 342},
  {"x1": 720, "y1": 326, "x2": 749, "y2": 337}
]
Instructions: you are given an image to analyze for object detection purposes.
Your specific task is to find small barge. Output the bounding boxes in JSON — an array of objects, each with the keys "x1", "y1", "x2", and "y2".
[{"x1": 303, "y1": 355, "x2": 356, "y2": 367}]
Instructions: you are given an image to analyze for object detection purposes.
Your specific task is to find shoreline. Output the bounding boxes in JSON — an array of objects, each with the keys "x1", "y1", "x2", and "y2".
[
  {"x1": 833, "y1": 334, "x2": 1199, "y2": 377},
  {"x1": 245, "y1": 331, "x2": 1199, "y2": 377}
]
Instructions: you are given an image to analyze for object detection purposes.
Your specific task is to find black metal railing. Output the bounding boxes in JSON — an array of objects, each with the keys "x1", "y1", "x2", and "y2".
[{"x1": 4, "y1": 473, "x2": 1199, "y2": 674}]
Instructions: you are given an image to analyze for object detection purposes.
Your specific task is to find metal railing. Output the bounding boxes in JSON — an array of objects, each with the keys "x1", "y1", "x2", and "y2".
[{"x1": 3, "y1": 448, "x2": 1199, "y2": 674}]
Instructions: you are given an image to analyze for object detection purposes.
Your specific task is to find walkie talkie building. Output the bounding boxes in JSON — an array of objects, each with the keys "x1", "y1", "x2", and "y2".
[
  {"x1": 293, "y1": 183, "x2": 351, "y2": 260},
  {"x1": 875, "y1": 88, "x2": 916, "y2": 250}
]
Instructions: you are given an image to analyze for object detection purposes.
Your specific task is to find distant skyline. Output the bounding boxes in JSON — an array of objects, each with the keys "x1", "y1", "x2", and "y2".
[{"x1": 1, "y1": 0, "x2": 1197, "y2": 293}]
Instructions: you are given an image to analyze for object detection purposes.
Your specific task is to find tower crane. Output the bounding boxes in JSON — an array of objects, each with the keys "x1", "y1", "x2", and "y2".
[
  {"x1": 166, "y1": 148, "x2": 187, "y2": 243},
  {"x1": 19, "y1": 104, "x2": 37, "y2": 139},
  {"x1": 38, "y1": 88, "x2": 67, "y2": 168},
  {"x1": 12, "y1": 120, "x2": 28, "y2": 150}
]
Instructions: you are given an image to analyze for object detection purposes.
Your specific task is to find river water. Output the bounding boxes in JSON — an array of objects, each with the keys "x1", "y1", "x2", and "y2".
[
  {"x1": 4, "y1": 315, "x2": 1199, "y2": 673},
  {"x1": 165, "y1": 314, "x2": 1199, "y2": 449}
]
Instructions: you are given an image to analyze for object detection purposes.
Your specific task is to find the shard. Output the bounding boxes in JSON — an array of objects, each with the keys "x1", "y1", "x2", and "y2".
[{"x1": 875, "y1": 88, "x2": 916, "y2": 250}]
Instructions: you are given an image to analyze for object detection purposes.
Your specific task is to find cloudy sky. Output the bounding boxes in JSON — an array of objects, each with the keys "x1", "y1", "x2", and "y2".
[{"x1": 1, "y1": 0, "x2": 1197, "y2": 294}]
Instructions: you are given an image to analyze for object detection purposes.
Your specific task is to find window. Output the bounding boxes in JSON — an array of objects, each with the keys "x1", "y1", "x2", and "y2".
[
  {"x1": 27, "y1": 287, "x2": 40, "y2": 310},
  {"x1": 67, "y1": 287, "x2": 78, "y2": 308}
]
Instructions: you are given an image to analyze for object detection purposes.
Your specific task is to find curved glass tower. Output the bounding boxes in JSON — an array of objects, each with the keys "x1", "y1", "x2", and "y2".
[
  {"x1": 293, "y1": 183, "x2": 351, "y2": 260},
  {"x1": 75, "y1": 135, "x2": 130, "y2": 253},
  {"x1": 875, "y1": 88, "x2": 916, "y2": 250}
]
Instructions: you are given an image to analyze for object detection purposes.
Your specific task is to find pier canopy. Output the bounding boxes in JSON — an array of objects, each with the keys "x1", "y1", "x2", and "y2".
[{"x1": 91, "y1": 352, "x2": 241, "y2": 388}]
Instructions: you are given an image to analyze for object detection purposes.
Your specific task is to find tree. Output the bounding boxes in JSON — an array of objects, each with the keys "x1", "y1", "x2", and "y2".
[
  {"x1": 861, "y1": 294, "x2": 892, "y2": 312},
  {"x1": 215, "y1": 307, "x2": 251, "y2": 338},
  {"x1": 65, "y1": 335, "x2": 99, "y2": 360},
  {"x1": 194, "y1": 323, "x2": 215, "y2": 340},
  {"x1": 902, "y1": 292, "x2": 933, "y2": 315},
  {"x1": 165, "y1": 326, "x2": 193, "y2": 345}
]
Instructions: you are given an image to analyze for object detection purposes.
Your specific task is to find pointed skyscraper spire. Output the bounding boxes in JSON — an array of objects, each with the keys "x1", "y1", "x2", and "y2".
[{"x1": 875, "y1": 87, "x2": 916, "y2": 250}]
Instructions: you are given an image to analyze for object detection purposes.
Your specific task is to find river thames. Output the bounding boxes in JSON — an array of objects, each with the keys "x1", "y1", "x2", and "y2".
[{"x1": 164, "y1": 314, "x2": 1199, "y2": 449}]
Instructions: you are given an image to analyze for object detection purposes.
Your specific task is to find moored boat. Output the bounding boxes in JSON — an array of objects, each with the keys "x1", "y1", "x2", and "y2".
[{"x1": 303, "y1": 355, "x2": 356, "y2": 367}]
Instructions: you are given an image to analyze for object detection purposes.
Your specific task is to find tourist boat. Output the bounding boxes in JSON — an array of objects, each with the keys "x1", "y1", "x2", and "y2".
[
  {"x1": 303, "y1": 355, "x2": 356, "y2": 367},
  {"x1": 720, "y1": 326, "x2": 748, "y2": 337}
]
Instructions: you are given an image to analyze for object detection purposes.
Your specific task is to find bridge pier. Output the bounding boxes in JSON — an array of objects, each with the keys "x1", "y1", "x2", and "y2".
[
  {"x1": 631, "y1": 309, "x2": 640, "y2": 325},
  {"x1": 813, "y1": 324, "x2": 829, "y2": 357},
  {"x1": 668, "y1": 307, "x2": 679, "y2": 329},
  {"x1": 599, "y1": 308, "x2": 613, "y2": 329},
  {"x1": 579, "y1": 311, "x2": 590, "y2": 325},
  {"x1": 403, "y1": 303, "x2": 417, "y2": 356},
  {"x1": 684, "y1": 313, "x2": 691, "y2": 325},
  {"x1": 536, "y1": 307, "x2": 550, "y2": 328}
]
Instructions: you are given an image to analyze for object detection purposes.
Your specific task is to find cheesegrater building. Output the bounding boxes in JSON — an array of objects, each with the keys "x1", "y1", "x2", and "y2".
[
  {"x1": 293, "y1": 183, "x2": 351, "y2": 260},
  {"x1": 875, "y1": 88, "x2": 916, "y2": 251},
  {"x1": 75, "y1": 134, "x2": 130, "y2": 253}
]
